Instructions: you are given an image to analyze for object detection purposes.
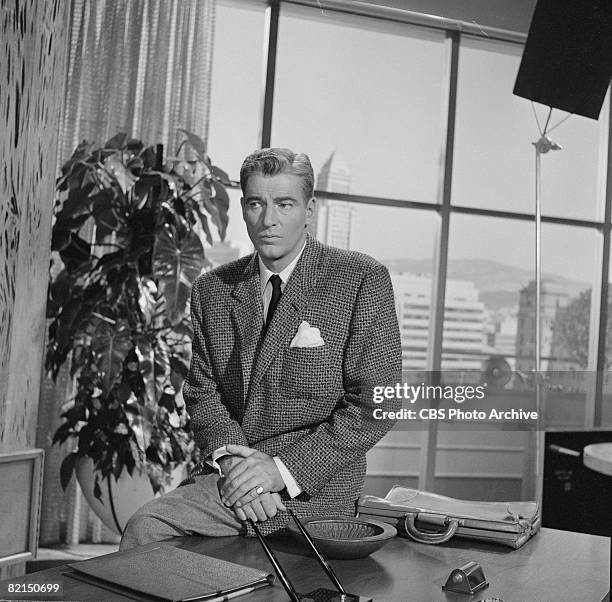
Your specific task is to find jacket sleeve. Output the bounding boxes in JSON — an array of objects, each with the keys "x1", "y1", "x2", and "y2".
[
  {"x1": 183, "y1": 278, "x2": 249, "y2": 458},
  {"x1": 276, "y1": 264, "x2": 402, "y2": 496}
]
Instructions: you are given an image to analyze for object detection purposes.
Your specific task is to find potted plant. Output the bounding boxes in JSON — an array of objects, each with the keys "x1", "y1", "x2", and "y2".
[{"x1": 47, "y1": 130, "x2": 230, "y2": 533}]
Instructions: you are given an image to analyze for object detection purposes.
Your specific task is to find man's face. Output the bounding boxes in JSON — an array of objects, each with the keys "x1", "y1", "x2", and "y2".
[{"x1": 241, "y1": 173, "x2": 315, "y2": 272}]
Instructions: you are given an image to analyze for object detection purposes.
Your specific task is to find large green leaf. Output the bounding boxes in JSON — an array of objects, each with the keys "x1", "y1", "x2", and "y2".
[
  {"x1": 91, "y1": 318, "x2": 132, "y2": 391},
  {"x1": 138, "y1": 278, "x2": 166, "y2": 327},
  {"x1": 193, "y1": 206, "x2": 213, "y2": 246},
  {"x1": 153, "y1": 342, "x2": 172, "y2": 402},
  {"x1": 212, "y1": 165, "x2": 232, "y2": 186},
  {"x1": 133, "y1": 335, "x2": 156, "y2": 402},
  {"x1": 153, "y1": 223, "x2": 205, "y2": 325},
  {"x1": 177, "y1": 128, "x2": 207, "y2": 162},
  {"x1": 47, "y1": 269, "x2": 71, "y2": 317},
  {"x1": 58, "y1": 233, "x2": 92, "y2": 271},
  {"x1": 54, "y1": 192, "x2": 92, "y2": 224},
  {"x1": 211, "y1": 181, "x2": 229, "y2": 240},
  {"x1": 104, "y1": 132, "x2": 129, "y2": 149},
  {"x1": 57, "y1": 142, "x2": 94, "y2": 189},
  {"x1": 60, "y1": 452, "x2": 78, "y2": 490},
  {"x1": 193, "y1": 180, "x2": 229, "y2": 242},
  {"x1": 127, "y1": 410, "x2": 154, "y2": 452},
  {"x1": 90, "y1": 189, "x2": 124, "y2": 237}
]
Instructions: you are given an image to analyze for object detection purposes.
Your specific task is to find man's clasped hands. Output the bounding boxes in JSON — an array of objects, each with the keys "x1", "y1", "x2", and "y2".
[{"x1": 217, "y1": 444, "x2": 287, "y2": 523}]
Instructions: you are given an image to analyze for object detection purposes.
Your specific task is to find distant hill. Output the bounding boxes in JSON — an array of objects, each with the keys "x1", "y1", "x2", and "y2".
[{"x1": 383, "y1": 258, "x2": 589, "y2": 310}]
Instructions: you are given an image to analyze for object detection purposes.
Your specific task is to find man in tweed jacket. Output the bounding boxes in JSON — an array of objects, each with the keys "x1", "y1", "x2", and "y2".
[{"x1": 121, "y1": 148, "x2": 401, "y2": 548}]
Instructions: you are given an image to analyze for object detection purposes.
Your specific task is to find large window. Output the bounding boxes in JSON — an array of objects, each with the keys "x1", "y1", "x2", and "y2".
[
  {"x1": 206, "y1": 0, "x2": 266, "y2": 264},
  {"x1": 207, "y1": 0, "x2": 266, "y2": 180},
  {"x1": 273, "y1": 4, "x2": 446, "y2": 202},
  {"x1": 445, "y1": 214, "x2": 602, "y2": 427},
  {"x1": 443, "y1": 214, "x2": 533, "y2": 370},
  {"x1": 208, "y1": 1, "x2": 612, "y2": 498},
  {"x1": 452, "y1": 37, "x2": 607, "y2": 221},
  {"x1": 312, "y1": 198, "x2": 439, "y2": 374}
]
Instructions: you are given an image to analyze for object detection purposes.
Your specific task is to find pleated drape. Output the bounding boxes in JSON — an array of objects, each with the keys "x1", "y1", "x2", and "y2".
[
  {"x1": 58, "y1": 0, "x2": 216, "y2": 163},
  {"x1": 37, "y1": 0, "x2": 217, "y2": 545}
]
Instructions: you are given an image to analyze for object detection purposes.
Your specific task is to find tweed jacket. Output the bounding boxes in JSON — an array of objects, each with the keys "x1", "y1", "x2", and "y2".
[{"x1": 183, "y1": 234, "x2": 402, "y2": 535}]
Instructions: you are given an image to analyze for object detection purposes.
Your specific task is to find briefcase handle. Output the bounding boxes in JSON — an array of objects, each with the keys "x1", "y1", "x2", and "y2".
[{"x1": 403, "y1": 512, "x2": 460, "y2": 544}]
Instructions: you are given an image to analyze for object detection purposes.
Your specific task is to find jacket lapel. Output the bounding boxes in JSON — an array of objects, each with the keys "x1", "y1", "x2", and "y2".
[
  {"x1": 246, "y1": 235, "x2": 324, "y2": 400},
  {"x1": 230, "y1": 254, "x2": 263, "y2": 404}
]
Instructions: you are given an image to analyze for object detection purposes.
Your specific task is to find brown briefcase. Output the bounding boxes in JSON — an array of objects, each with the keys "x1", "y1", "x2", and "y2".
[{"x1": 357, "y1": 486, "x2": 540, "y2": 549}]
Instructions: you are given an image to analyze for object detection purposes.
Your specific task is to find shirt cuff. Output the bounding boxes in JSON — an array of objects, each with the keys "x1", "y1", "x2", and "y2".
[
  {"x1": 207, "y1": 446, "x2": 229, "y2": 475},
  {"x1": 273, "y1": 456, "x2": 302, "y2": 498}
]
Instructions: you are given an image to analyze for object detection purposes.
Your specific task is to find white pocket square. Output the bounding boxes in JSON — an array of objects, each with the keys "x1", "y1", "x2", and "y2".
[{"x1": 290, "y1": 321, "x2": 325, "y2": 348}]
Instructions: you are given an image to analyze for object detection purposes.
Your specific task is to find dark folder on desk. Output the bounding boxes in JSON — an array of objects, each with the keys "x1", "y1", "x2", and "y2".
[{"x1": 65, "y1": 544, "x2": 273, "y2": 601}]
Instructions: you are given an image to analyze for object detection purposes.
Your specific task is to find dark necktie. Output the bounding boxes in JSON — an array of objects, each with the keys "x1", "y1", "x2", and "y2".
[{"x1": 265, "y1": 274, "x2": 282, "y2": 329}]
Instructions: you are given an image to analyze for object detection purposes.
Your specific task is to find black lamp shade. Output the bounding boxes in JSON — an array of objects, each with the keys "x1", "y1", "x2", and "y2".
[{"x1": 514, "y1": 0, "x2": 612, "y2": 120}]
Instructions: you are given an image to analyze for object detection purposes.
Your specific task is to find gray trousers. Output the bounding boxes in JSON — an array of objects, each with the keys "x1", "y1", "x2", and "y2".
[{"x1": 120, "y1": 474, "x2": 243, "y2": 550}]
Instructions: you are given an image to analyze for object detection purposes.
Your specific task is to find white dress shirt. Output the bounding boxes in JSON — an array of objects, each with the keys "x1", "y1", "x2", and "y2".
[
  {"x1": 258, "y1": 241, "x2": 306, "y2": 323},
  {"x1": 210, "y1": 240, "x2": 307, "y2": 498}
]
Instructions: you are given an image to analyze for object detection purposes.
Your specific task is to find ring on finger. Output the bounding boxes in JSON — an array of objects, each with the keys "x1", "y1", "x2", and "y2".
[{"x1": 255, "y1": 486, "x2": 264, "y2": 495}]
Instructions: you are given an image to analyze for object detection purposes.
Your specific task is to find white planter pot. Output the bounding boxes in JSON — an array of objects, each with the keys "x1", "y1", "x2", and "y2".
[{"x1": 75, "y1": 457, "x2": 186, "y2": 534}]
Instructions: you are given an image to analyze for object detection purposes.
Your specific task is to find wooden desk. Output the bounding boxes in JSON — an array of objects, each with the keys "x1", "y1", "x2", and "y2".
[
  {"x1": 2, "y1": 528, "x2": 609, "y2": 601},
  {"x1": 584, "y1": 442, "x2": 612, "y2": 477}
]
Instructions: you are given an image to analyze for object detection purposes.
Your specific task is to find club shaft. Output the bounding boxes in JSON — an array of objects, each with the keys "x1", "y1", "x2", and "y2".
[
  {"x1": 289, "y1": 510, "x2": 347, "y2": 594},
  {"x1": 248, "y1": 519, "x2": 301, "y2": 601}
]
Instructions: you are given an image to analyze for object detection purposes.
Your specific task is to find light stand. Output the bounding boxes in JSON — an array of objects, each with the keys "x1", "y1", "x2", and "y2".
[{"x1": 530, "y1": 113, "x2": 562, "y2": 503}]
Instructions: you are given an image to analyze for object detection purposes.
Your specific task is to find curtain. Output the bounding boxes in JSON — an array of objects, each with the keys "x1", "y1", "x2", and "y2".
[
  {"x1": 0, "y1": 0, "x2": 69, "y2": 448},
  {"x1": 38, "y1": 0, "x2": 217, "y2": 545},
  {"x1": 59, "y1": 0, "x2": 216, "y2": 163}
]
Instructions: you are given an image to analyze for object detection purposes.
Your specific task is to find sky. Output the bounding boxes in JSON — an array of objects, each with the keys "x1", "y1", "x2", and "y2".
[{"x1": 207, "y1": 0, "x2": 610, "y2": 286}]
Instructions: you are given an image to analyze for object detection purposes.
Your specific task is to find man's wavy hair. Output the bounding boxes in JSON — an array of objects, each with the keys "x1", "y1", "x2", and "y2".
[{"x1": 240, "y1": 148, "x2": 314, "y2": 202}]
